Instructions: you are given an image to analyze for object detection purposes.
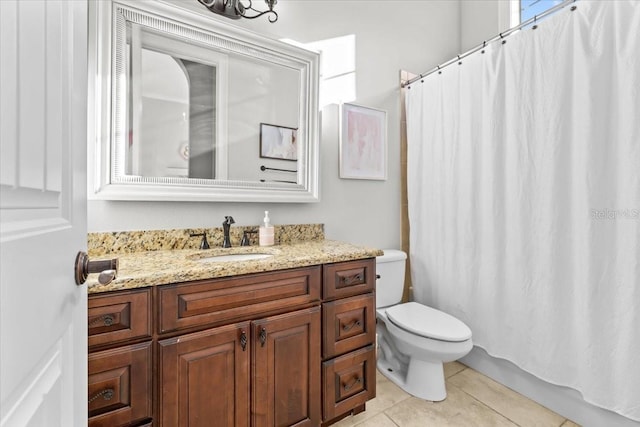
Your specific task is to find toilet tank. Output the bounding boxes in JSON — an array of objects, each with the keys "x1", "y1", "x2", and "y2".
[{"x1": 376, "y1": 249, "x2": 407, "y2": 308}]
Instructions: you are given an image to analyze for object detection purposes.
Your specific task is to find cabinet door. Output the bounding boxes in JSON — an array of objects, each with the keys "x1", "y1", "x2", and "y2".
[
  {"x1": 252, "y1": 307, "x2": 321, "y2": 427},
  {"x1": 158, "y1": 322, "x2": 250, "y2": 427},
  {"x1": 88, "y1": 342, "x2": 152, "y2": 427}
]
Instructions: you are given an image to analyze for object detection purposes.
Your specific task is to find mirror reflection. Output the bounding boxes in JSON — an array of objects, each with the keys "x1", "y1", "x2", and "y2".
[
  {"x1": 126, "y1": 26, "x2": 224, "y2": 179},
  {"x1": 119, "y1": 16, "x2": 303, "y2": 185}
]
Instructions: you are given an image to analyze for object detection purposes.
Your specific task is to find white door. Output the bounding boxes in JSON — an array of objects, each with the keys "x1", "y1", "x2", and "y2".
[{"x1": 1, "y1": 1, "x2": 88, "y2": 426}]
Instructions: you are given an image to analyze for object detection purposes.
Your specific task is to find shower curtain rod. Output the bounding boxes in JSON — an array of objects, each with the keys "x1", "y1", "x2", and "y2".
[{"x1": 402, "y1": 0, "x2": 578, "y2": 87}]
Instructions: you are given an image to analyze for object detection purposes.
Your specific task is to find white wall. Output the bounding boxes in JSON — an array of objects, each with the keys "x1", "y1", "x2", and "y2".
[
  {"x1": 87, "y1": 0, "x2": 461, "y2": 249},
  {"x1": 460, "y1": 0, "x2": 514, "y2": 53}
]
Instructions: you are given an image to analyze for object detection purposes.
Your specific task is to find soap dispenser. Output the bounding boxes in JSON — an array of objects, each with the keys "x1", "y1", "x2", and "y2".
[{"x1": 259, "y1": 211, "x2": 274, "y2": 247}]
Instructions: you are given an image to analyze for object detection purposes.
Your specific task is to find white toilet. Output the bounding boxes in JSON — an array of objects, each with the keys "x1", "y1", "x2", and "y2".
[{"x1": 376, "y1": 249, "x2": 472, "y2": 401}]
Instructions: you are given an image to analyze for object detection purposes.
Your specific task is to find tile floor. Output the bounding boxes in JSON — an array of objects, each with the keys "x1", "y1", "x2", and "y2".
[{"x1": 333, "y1": 362, "x2": 580, "y2": 427}]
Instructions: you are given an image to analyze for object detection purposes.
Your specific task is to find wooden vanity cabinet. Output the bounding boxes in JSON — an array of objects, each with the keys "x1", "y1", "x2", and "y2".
[
  {"x1": 88, "y1": 259, "x2": 377, "y2": 427},
  {"x1": 87, "y1": 289, "x2": 153, "y2": 427},
  {"x1": 157, "y1": 267, "x2": 322, "y2": 427}
]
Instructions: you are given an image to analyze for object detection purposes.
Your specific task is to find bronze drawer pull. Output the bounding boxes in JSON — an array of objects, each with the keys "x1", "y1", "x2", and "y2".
[
  {"x1": 89, "y1": 314, "x2": 115, "y2": 327},
  {"x1": 259, "y1": 327, "x2": 267, "y2": 347},
  {"x1": 341, "y1": 273, "x2": 363, "y2": 285},
  {"x1": 240, "y1": 330, "x2": 247, "y2": 351},
  {"x1": 88, "y1": 388, "x2": 114, "y2": 404},
  {"x1": 343, "y1": 377, "x2": 361, "y2": 391},
  {"x1": 342, "y1": 319, "x2": 361, "y2": 332}
]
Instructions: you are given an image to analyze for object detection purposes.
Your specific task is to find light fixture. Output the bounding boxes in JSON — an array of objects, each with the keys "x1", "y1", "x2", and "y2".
[{"x1": 197, "y1": 0, "x2": 278, "y2": 23}]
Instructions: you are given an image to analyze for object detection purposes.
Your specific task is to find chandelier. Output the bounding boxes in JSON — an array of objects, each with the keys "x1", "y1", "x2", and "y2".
[{"x1": 197, "y1": 0, "x2": 278, "y2": 23}]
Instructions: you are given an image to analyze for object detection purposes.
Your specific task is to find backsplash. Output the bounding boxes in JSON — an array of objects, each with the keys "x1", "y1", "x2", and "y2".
[{"x1": 88, "y1": 224, "x2": 325, "y2": 257}]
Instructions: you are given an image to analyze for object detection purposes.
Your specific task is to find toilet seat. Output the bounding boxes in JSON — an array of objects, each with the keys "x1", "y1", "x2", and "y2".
[{"x1": 385, "y1": 302, "x2": 472, "y2": 343}]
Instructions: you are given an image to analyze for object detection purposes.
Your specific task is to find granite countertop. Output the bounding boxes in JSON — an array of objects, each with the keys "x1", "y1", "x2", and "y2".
[{"x1": 87, "y1": 240, "x2": 383, "y2": 294}]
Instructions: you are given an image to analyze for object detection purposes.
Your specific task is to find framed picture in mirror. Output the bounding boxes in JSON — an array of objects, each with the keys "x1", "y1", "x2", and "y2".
[{"x1": 260, "y1": 123, "x2": 298, "y2": 161}]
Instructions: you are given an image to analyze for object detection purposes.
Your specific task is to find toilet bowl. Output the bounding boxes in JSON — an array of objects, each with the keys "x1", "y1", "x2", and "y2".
[{"x1": 376, "y1": 250, "x2": 472, "y2": 401}]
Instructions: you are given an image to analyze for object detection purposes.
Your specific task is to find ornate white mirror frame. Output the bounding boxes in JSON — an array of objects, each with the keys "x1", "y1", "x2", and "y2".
[{"x1": 89, "y1": 0, "x2": 320, "y2": 202}]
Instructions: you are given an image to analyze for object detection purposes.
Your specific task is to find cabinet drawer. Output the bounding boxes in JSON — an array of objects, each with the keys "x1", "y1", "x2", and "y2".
[
  {"x1": 322, "y1": 345, "x2": 376, "y2": 421},
  {"x1": 323, "y1": 259, "x2": 375, "y2": 300},
  {"x1": 88, "y1": 342, "x2": 152, "y2": 427},
  {"x1": 322, "y1": 293, "x2": 375, "y2": 359},
  {"x1": 159, "y1": 266, "x2": 321, "y2": 334},
  {"x1": 88, "y1": 289, "x2": 151, "y2": 348}
]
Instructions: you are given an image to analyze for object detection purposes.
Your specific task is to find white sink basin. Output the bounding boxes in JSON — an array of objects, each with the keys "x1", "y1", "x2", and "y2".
[{"x1": 195, "y1": 253, "x2": 273, "y2": 263}]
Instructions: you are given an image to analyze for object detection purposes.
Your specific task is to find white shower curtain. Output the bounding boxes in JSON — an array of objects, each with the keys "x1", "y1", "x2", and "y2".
[{"x1": 405, "y1": 1, "x2": 639, "y2": 421}]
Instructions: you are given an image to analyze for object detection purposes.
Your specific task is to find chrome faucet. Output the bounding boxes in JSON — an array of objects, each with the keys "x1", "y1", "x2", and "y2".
[{"x1": 222, "y1": 216, "x2": 235, "y2": 248}]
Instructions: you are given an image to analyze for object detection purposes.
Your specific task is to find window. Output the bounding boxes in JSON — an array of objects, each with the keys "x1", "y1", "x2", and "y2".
[
  {"x1": 520, "y1": 0, "x2": 564, "y2": 23},
  {"x1": 283, "y1": 35, "x2": 357, "y2": 108}
]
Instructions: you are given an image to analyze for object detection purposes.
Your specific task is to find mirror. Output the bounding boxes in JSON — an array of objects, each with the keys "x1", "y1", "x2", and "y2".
[{"x1": 91, "y1": 0, "x2": 320, "y2": 202}]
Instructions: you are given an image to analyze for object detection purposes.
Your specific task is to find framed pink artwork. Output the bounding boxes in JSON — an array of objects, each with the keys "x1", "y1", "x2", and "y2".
[{"x1": 339, "y1": 103, "x2": 387, "y2": 180}]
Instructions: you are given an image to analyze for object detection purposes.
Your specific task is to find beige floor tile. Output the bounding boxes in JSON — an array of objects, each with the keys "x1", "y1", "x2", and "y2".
[
  {"x1": 448, "y1": 368, "x2": 565, "y2": 427},
  {"x1": 444, "y1": 361, "x2": 467, "y2": 378},
  {"x1": 330, "y1": 415, "x2": 358, "y2": 427},
  {"x1": 560, "y1": 420, "x2": 581, "y2": 427},
  {"x1": 353, "y1": 413, "x2": 398, "y2": 427},
  {"x1": 384, "y1": 384, "x2": 517, "y2": 426}
]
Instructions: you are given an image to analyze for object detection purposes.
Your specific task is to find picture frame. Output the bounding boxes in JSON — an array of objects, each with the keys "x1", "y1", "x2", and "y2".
[
  {"x1": 339, "y1": 103, "x2": 387, "y2": 180},
  {"x1": 260, "y1": 123, "x2": 298, "y2": 161}
]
